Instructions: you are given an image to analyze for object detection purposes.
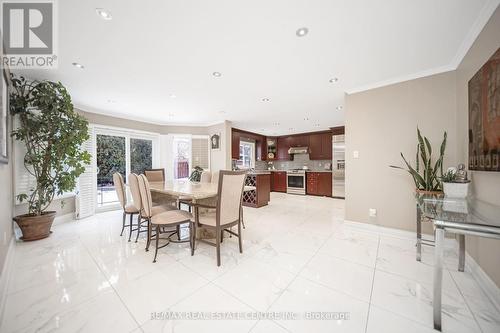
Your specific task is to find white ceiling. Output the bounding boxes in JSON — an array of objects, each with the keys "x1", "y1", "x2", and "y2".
[{"x1": 17, "y1": 0, "x2": 499, "y2": 135}]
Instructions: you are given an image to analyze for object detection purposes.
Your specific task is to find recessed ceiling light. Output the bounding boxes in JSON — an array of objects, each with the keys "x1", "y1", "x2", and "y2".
[
  {"x1": 262, "y1": 98, "x2": 270, "y2": 102},
  {"x1": 168, "y1": 113, "x2": 174, "y2": 117},
  {"x1": 169, "y1": 94, "x2": 176, "y2": 98},
  {"x1": 273, "y1": 122, "x2": 280, "y2": 126},
  {"x1": 304, "y1": 117, "x2": 309, "y2": 121},
  {"x1": 336, "y1": 106, "x2": 343, "y2": 111},
  {"x1": 107, "y1": 99, "x2": 116, "y2": 103},
  {"x1": 314, "y1": 123, "x2": 320, "y2": 127},
  {"x1": 212, "y1": 72, "x2": 222, "y2": 77},
  {"x1": 296, "y1": 27, "x2": 309, "y2": 37},
  {"x1": 96, "y1": 8, "x2": 112, "y2": 20},
  {"x1": 329, "y1": 77, "x2": 339, "y2": 83},
  {"x1": 288, "y1": 127, "x2": 294, "y2": 131},
  {"x1": 72, "y1": 62, "x2": 84, "y2": 69}
]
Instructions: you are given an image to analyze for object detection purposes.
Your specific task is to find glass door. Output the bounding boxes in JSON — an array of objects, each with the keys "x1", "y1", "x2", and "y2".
[
  {"x1": 96, "y1": 134, "x2": 126, "y2": 208},
  {"x1": 94, "y1": 127, "x2": 157, "y2": 211},
  {"x1": 173, "y1": 136, "x2": 191, "y2": 179}
]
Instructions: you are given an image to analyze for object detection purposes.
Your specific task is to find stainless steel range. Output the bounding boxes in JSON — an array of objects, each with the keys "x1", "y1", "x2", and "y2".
[{"x1": 286, "y1": 169, "x2": 306, "y2": 195}]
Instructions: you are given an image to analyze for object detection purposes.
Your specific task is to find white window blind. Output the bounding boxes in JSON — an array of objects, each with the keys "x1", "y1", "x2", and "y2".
[
  {"x1": 76, "y1": 126, "x2": 96, "y2": 219},
  {"x1": 14, "y1": 139, "x2": 36, "y2": 204},
  {"x1": 191, "y1": 136, "x2": 210, "y2": 170}
]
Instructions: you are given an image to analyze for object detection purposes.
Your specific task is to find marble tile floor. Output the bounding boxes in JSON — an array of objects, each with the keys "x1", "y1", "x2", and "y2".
[{"x1": 1, "y1": 193, "x2": 499, "y2": 333}]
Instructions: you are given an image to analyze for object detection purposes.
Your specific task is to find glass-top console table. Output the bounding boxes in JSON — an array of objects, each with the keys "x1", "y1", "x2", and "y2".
[{"x1": 416, "y1": 193, "x2": 500, "y2": 331}]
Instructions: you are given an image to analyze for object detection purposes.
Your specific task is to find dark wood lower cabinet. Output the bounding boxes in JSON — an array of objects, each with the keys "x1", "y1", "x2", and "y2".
[
  {"x1": 306, "y1": 172, "x2": 332, "y2": 196},
  {"x1": 271, "y1": 171, "x2": 287, "y2": 192},
  {"x1": 243, "y1": 174, "x2": 271, "y2": 208}
]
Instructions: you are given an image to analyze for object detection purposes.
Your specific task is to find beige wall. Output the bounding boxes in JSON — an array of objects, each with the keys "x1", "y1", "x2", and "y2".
[
  {"x1": 345, "y1": 71, "x2": 457, "y2": 233},
  {"x1": 455, "y1": 7, "x2": 500, "y2": 287},
  {"x1": 208, "y1": 121, "x2": 232, "y2": 171},
  {"x1": 77, "y1": 109, "x2": 209, "y2": 136},
  {"x1": 346, "y1": 6, "x2": 500, "y2": 288}
]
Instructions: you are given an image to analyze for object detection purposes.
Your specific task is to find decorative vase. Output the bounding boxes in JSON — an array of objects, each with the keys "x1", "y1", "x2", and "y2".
[
  {"x1": 443, "y1": 182, "x2": 469, "y2": 199},
  {"x1": 13, "y1": 211, "x2": 56, "y2": 241}
]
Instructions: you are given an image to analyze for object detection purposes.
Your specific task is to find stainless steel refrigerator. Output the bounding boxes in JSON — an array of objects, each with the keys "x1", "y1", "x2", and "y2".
[{"x1": 332, "y1": 135, "x2": 345, "y2": 198}]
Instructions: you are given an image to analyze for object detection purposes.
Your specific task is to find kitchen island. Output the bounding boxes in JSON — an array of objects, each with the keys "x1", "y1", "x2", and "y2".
[{"x1": 243, "y1": 171, "x2": 271, "y2": 207}]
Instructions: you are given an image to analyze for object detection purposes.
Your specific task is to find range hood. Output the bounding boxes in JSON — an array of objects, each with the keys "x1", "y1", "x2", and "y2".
[{"x1": 288, "y1": 146, "x2": 309, "y2": 154}]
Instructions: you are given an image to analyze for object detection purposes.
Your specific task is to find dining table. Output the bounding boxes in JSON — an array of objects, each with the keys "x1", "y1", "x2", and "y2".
[
  {"x1": 416, "y1": 193, "x2": 500, "y2": 331},
  {"x1": 148, "y1": 180, "x2": 256, "y2": 238}
]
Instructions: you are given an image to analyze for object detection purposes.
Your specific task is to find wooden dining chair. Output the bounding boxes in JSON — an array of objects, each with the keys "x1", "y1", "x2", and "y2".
[
  {"x1": 113, "y1": 173, "x2": 139, "y2": 241},
  {"x1": 144, "y1": 168, "x2": 165, "y2": 182},
  {"x1": 137, "y1": 174, "x2": 192, "y2": 262},
  {"x1": 188, "y1": 170, "x2": 246, "y2": 266}
]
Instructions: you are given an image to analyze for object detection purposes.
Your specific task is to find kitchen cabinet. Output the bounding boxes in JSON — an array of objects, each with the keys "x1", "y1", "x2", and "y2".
[
  {"x1": 231, "y1": 128, "x2": 266, "y2": 161},
  {"x1": 266, "y1": 137, "x2": 277, "y2": 160},
  {"x1": 243, "y1": 174, "x2": 271, "y2": 208},
  {"x1": 271, "y1": 171, "x2": 287, "y2": 192},
  {"x1": 231, "y1": 131, "x2": 240, "y2": 160},
  {"x1": 277, "y1": 137, "x2": 291, "y2": 160},
  {"x1": 309, "y1": 132, "x2": 332, "y2": 160},
  {"x1": 289, "y1": 134, "x2": 309, "y2": 148},
  {"x1": 306, "y1": 172, "x2": 332, "y2": 196}
]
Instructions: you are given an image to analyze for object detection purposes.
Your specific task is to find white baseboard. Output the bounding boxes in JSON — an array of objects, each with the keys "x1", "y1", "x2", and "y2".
[
  {"x1": 465, "y1": 251, "x2": 500, "y2": 313},
  {"x1": 0, "y1": 238, "x2": 15, "y2": 327},
  {"x1": 53, "y1": 212, "x2": 76, "y2": 226},
  {"x1": 345, "y1": 219, "x2": 500, "y2": 310}
]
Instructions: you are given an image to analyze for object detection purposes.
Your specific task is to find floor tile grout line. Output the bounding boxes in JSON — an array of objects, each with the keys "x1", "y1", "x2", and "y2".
[
  {"x1": 447, "y1": 267, "x2": 485, "y2": 333},
  {"x1": 364, "y1": 236, "x2": 380, "y2": 333},
  {"x1": 79, "y1": 235, "x2": 143, "y2": 331},
  {"x1": 255, "y1": 229, "x2": 334, "y2": 331}
]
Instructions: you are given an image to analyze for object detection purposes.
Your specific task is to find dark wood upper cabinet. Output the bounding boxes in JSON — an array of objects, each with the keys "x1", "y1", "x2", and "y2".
[
  {"x1": 277, "y1": 136, "x2": 291, "y2": 160},
  {"x1": 321, "y1": 133, "x2": 332, "y2": 160},
  {"x1": 289, "y1": 134, "x2": 309, "y2": 147},
  {"x1": 231, "y1": 131, "x2": 240, "y2": 160},
  {"x1": 309, "y1": 132, "x2": 332, "y2": 160}
]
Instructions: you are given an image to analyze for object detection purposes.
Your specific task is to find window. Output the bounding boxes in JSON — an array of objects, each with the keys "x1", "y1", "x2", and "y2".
[
  {"x1": 172, "y1": 135, "x2": 210, "y2": 179},
  {"x1": 173, "y1": 136, "x2": 191, "y2": 179},
  {"x1": 237, "y1": 140, "x2": 255, "y2": 169}
]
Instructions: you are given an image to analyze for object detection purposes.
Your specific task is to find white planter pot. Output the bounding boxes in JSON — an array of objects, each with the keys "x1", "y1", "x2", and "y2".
[{"x1": 443, "y1": 182, "x2": 469, "y2": 199}]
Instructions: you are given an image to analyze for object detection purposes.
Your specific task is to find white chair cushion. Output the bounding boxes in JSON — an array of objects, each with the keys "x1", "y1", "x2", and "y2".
[{"x1": 151, "y1": 210, "x2": 192, "y2": 226}]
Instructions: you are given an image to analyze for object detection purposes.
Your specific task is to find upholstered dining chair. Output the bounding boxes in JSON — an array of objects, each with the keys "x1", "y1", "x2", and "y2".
[
  {"x1": 187, "y1": 170, "x2": 246, "y2": 266},
  {"x1": 144, "y1": 168, "x2": 165, "y2": 182},
  {"x1": 200, "y1": 171, "x2": 212, "y2": 183},
  {"x1": 137, "y1": 174, "x2": 192, "y2": 262},
  {"x1": 113, "y1": 173, "x2": 139, "y2": 241},
  {"x1": 128, "y1": 173, "x2": 175, "y2": 243}
]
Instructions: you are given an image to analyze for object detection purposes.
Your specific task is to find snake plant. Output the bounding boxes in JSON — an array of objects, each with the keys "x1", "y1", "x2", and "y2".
[{"x1": 390, "y1": 128, "x2": 447, "y2": 192}]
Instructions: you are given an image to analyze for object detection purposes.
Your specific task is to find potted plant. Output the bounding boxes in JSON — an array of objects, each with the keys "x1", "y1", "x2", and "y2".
[
  {"x1": 390, "y1": 128, "x2": 447, "y2": 195},
  {"x1": 10, "y1": 75, "x2": 91, "y2": 241},
  {"x1": 441, "y1": 166, "x2": 470, "y2": 198},
  {"x1": 189, "y1": 166, "x2": 204, "y2": 182}
]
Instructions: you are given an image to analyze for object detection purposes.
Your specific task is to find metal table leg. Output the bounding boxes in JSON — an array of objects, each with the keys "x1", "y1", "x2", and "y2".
[
  {"x1": 416, "y1": 204, "x2": 422, "y2": 261},
  {"x1": 434, "y1": 226, "x2": 445, "y2": 331},
  {"x1": 458, "y1": 234, "x2": 465, "y2": 272}
]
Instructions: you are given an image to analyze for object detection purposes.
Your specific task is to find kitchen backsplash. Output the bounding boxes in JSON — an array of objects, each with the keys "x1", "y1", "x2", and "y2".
[{"x1": 255, "y1": 154, "x2": 332, "y2": 171}]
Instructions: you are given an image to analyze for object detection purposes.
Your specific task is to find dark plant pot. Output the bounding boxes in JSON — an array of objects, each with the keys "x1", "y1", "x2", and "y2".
[{"x1": 13, "y1": 211, "x2": 56, "y2": 241}]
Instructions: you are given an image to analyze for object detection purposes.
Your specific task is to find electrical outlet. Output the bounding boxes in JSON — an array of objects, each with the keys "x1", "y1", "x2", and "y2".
[
  {"x1": 353, "y1": 151, "x2": 359, "y2": 159},
  {"x1": 369, "y1": 208, "x2": 377, "y2": 217}
]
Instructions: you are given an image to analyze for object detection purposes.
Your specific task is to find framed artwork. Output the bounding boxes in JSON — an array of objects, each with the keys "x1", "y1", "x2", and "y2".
[
  {"x1": 468, "y1": 47, "x2": 500, "y2": 172},
  {"x1": 211, "y1": 133, "x2": 220, "y2": 150}
]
